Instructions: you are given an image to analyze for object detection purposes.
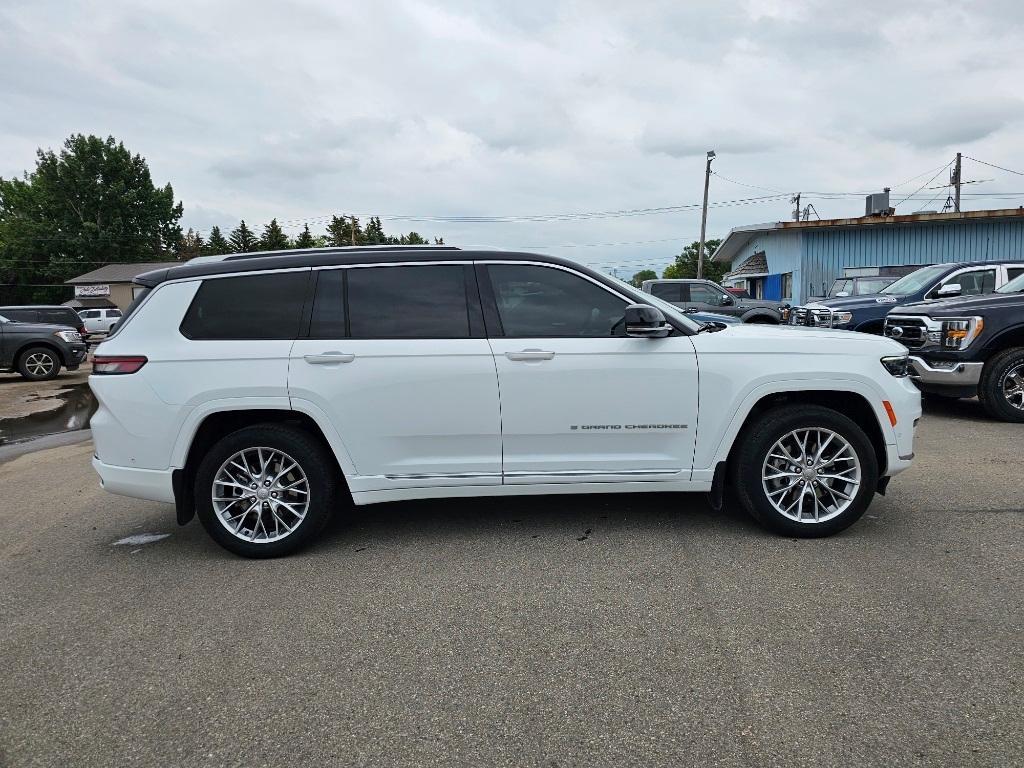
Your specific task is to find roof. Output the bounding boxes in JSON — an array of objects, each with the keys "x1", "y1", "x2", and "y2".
[
  {"x1": 713, "y1": 206, "x2": 1024, "y2": 264},
  {"x1": 723, "y1": 252, "x2": 768, "y2": 280},
  {"x1": 63, "y1": 297, "x2": 117, "y2": 309},
  {"x1": 66, "y1": 261, "x2": 182, "y2": 284}
]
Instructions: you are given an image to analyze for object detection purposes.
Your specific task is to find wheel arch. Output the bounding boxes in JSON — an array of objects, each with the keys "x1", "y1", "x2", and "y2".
[
  {"x1": 13, "y1": 340, "x2": 66, "y2": 368},
  {"x1": 173, "y1": 406, "x2": 354, "y2": 525},
  {"x1": 980, "y1": 326, "x2": 1024, "y2": 356},
  {"x1": 740, "y1": 309, "x2": 780, "y2": 324}
]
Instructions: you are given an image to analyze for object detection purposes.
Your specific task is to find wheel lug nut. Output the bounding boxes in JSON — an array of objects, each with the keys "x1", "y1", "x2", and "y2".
[
  {"x1": 250, "y1": 483, "x2": 257, "y2": 489},
  {"x1": 271, "y1": 492, "x2": 277, "y2": 498}
]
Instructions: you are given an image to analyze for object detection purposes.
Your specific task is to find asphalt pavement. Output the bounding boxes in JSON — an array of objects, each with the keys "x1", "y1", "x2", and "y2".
[{"x1": 0, "y1": 397, "x2": 1021, "y2": 767}]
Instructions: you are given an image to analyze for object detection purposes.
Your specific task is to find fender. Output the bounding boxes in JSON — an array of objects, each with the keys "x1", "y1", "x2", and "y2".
[{"x1": 691, "y1": 376, "x2": 896, "y2": 484}]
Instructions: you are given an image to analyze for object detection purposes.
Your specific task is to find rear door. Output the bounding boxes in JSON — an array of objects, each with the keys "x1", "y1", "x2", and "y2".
[
  {"x1": 288, "y1": 262, "x2": 501, "y2": 490},
  {"x1": 481, "y1": 261, "x2": 699, "y2": 483}
]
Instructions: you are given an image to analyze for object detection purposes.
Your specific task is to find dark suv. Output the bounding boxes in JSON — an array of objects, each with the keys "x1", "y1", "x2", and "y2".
[
  {"x1": 884, "y1": 271, "x2": 1024, "y2": 422},
  {"x1": 789, "y1": 261, "x2": 1024, "y2": 333},
  {"x1": 641, "y1": 279, "x2": 786, "y2": 323},
  {"x1": 0, "y1": 305, "x2": 88, "y2": 337},
  {"x1": 0, "y1": 312, "x2": 87, "y2": 380}
]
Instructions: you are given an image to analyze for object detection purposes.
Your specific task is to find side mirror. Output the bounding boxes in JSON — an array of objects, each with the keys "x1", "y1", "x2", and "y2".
[
  {"x1": 936, "y1": 283, "x2": 962, "y2": 297},
  {"x1": 624, "y1": 304, "x2": 671, "y2": 338},
  {"x1": 835, "y1": 291, "x2": 850, "y2": 298},
  {"x1": 719, "y1": 294, "x2": 734, "y2": 306}
]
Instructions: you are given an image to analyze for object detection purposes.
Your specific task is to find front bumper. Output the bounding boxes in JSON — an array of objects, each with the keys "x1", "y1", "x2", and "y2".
[
  {"x1": 908, "y1": 356, "x2": 983, "y2": 387},
  {"x1": 66, "y1": 343, "x2": 87, "y2": 366}
]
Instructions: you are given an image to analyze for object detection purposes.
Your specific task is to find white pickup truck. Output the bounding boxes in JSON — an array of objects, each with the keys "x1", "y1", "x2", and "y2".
[{"x1": 89, "y1": 247, "x2": 921, "y2": 557}]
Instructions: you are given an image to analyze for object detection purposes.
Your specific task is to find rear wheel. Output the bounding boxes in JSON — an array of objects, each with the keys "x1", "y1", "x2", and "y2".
[
  {"x1": 194, "y1": 424, "x2": 339, "y2": 557},
  {"x1": 978, "y1": 347, "x2": 1024, "y2": 423},
  {"x1": 17, "y1": 346, "x2": 61, "y2": 381},
  {"x1": 731, "y1": 405, "x2": 878, "y2": 537}
]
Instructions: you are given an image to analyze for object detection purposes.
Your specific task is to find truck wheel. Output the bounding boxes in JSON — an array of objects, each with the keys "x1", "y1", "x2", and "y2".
[
  {"x1": 194, "y1": 424, "x2": 339, "y2": 558},
  {"x1": 17, "y1": 346, "x2": 62, "y2": 381},
  {"x1": 731, "y1": 405, "x2": 878, "y2": 538},
  {"x1": 978, "y1": 347, "x2": 1024, "y2": 423}
]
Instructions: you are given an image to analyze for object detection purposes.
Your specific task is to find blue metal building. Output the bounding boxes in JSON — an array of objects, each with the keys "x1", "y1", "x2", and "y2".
[{"x1": 713, "y1": 208, "x2": 1024, "y2": 304}]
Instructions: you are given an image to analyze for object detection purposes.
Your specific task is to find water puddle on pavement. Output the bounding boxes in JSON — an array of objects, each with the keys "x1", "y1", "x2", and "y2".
[{"x1": 0, "y1": 382, "x2": 98, "y2": 446}]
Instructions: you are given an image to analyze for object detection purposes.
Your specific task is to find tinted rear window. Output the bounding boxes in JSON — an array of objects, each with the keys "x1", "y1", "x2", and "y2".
[
  {"x1": 346, "y1": 265, "x2": 470, "y2": 338},
  {"x1": 650, "y1": 283, "x2": 684, "y2": 302},
  {"x1": 180, "y1": 272, "x2": 309, "y2": 340}
]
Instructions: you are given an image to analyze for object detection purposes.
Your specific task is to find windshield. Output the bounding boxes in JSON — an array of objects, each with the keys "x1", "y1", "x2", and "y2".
[
  {"x1": 880, "y1": 264, "x2": 950, "y2": 295},
  {"x1": 997, "y1": 272, "x2": 1024, "y2": 293},
  {"x1": 606, "y1": 276, "x2": 702, "y2": 332},
  {"x1": 0, "y1": 314, "x2": 8, "y2": 323}
]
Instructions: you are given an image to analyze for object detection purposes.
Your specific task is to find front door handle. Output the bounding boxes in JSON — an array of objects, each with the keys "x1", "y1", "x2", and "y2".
[
  {"x1": 303, "y1": 352, "x2": 355, "y2": 364},
  {"x1": 505, "y1": 349, "x2": 555, "y2": 362}
]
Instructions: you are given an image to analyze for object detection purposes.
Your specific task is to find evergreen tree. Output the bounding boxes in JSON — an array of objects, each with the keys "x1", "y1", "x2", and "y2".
[
  {"x1": 326, "y1": 214, "x2": 363, "y2": 246},
  {"x1": 206, "y1": 225, "x2": 230, "y2": 255},
  {"x1": 662, "y1": 239, "x2": 726, "y2": 282},
  {"x1": 176, "y1": 228, "x2": 206, "y2": 260},
  {"x1": 293, "y1": 223, "x2": 317, "y2": 249},
  {"x1": 228, "y1": 220, "x2": 258, "y2": 253},
  {"x1": 259, "y1": 218, "x2": 290, "y2": 251},
  {"x1": 363, "y1": 216, "x2": 387, "y2": 244}
]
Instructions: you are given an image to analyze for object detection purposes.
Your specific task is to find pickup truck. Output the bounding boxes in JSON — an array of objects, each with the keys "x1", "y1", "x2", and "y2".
[
  {"x1": 789, "y1": 260, "x2": 1024, "y2": 333},
  {"x1": 641, "y1": 278, "x2": 786, "y2": 323},
  {"x1": 884, "y1": 270, "x2": 1024, "y2": 422}
]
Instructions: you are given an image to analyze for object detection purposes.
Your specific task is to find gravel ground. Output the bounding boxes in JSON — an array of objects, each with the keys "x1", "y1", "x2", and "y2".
[{"x1": 0, "y1": 397, "x2": 1021, "y2": 767}]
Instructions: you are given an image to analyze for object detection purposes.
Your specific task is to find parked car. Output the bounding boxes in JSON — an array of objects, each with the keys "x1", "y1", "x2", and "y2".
[
  {"x1": 789, "y1": 260, "x2": 1024, "y2": 333},
  {"x1": 808, "y1": 275, "x2": 898, "y2": 302},
  {"x1": 78, "y1": 307, "x2": 122, "y2": 337},
  {"x1": 884, "y1": 270, "x2": 1024, "y2": 422},
  {"x1": 0, "y1": 313, "x2": 87, "y2": 380},
  {"x1": 0, "y1": 305, "x2": 87, "y2": 338},
  {"x1": 640, "y1": 278, "x2": 786, "y2": 323},
  {"x1": 90, "y1": 246, "x2": 919, "y2": 557}
]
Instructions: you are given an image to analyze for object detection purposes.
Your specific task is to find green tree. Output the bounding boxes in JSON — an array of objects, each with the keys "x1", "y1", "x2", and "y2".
[
  {"x1": 259, "y1": 218, "x2": 290, "y2": 251},
  {"x1": 363, "y1": 216, "x2": 386, "y2": 244},
  {"x1": 630, "y1": 269, "x2": 658, "y2": 288},
  {"x1": 662, "y1": 239, "x2": 726, "y2": 283},
  {"x1": 206, "y1": 225, "x2": 230, "y2": 255},
  {"x1": 176, "y1": 228, "x2": 206, "y2": 260},
  {"x1": 326, "y1": 214, "x2": 363, "y2": 246},
  {"x1": 228, "y1": 220, "x2": 258, "y2": 253},
  {"x1": 294, "y1": 223, "x2": 316, "y2": 249},
  {"x1": 399, "y1": 231, "x2": 427, "y2": 245},
  {"x1": 0, "y1": 133, "x2": 183, "y2": 303}
]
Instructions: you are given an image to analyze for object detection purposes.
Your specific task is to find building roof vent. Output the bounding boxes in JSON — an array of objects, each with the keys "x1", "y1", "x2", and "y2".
[{"x1": 865, "y1": 188, "x2": 892, "y2": 216}]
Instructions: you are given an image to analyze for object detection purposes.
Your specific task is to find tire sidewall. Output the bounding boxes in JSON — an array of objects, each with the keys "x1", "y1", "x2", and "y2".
[
  {"x1": 194, "y1": 425, "x2": 336, "y2": 558},
  {"x1": 18, "y1": 347, "x2": 61, "y2": 381},
  {"x1": 735, "y1": 406, "x2": 879, "y2": 538},
  {"x1": 981, "y1": 348, "x2": 1024, "y2": 423}
]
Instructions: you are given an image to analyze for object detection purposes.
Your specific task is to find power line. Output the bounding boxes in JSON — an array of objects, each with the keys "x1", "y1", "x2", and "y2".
[
  {"x1": 892, "y1": 158, "x2": 955, "y2": 208},
  {"x1": 964, "y1": 156, "x2": 1024, "y2": 177},
  {"x1": 710, "y1": 171, "x2": 787, "y2": 194}
]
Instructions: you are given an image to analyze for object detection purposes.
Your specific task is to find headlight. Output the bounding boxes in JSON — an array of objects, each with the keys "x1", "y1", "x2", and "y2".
[
  {"x1": 880, "y1": 355, "x2": 910, "y2": 377},
  {"x1": 833, "y1": 311, "x2": 853, "y2": 326},
  {"x1": 54, "y1": 330, "x2": 81, "y2": 343},
  {"x1": 941, "y1": 317, "x2": 984, "y2": 350}
]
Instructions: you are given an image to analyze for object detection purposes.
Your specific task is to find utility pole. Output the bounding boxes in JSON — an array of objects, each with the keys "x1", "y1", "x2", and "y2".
[
  {"x1": 351, "y1": 215, "x2": 357, "y2": 246},
  {"x1": 952, "y1": 152, "x2": 962, "y2": 212},
  {"x1": 697, "y1": 150, "x2": 715, "y2": 279},
  {"x1": 791, "y1": 193, "x2": 801, "y2": 222}
]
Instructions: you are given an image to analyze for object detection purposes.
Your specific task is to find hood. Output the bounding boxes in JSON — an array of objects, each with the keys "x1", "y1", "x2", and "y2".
[
  {"x1": 808, "y1": 293, "x2": 902, "y2": 310},
  {"x1": 702, "y1": 321, "x2": 907, "y2": 354},
  {"x1": 898, "y1": 291, "x2": 1024, "y2": 315}
]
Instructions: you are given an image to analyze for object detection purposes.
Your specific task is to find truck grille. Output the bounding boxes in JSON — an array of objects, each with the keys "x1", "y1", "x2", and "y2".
[
  {"x1": 884, "y1": 316, "x2": 930, "y2": 349},
  {"x1": 789, "y1": 306, "x2": 834, "y2": 327}
]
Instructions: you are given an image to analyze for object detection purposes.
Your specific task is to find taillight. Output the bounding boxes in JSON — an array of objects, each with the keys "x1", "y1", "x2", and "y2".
[
  {"x1": 78, "y1": 325, "x2": 88, "y2": 336},
  {"x1": 92, "y1": 355, "x2": 148, "y2": 375}
]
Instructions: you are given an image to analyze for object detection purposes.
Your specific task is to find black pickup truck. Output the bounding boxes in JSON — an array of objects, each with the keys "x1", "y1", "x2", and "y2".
[{"x1": 884, "y1": 271, "x2": 1024, "y2": 422}]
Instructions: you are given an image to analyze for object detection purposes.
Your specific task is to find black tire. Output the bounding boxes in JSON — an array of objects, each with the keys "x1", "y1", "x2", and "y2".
[
  {"x1": 730, "y1": 405, "x2": 879, "y2": 538},
  {"x1": 194, "y1": 424, "x2": 339, "y2": 558},
  {"x1": 16, "y1": 346, "x2": 62, "y2": 381},
  {"x1": 978, "y1": 347, "x2": 1024, "y2": 423}
]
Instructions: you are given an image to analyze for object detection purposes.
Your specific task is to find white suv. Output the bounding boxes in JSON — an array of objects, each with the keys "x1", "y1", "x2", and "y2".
[{"x1": 90, "y1": 247, "x2": 921, "y2": 557}]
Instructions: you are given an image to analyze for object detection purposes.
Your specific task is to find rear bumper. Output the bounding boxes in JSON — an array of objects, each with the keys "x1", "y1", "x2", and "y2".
[
  {"x1": 908, "y1": 356, "x2": 983, "y2": 387},
  {"x1": 92, "y1": 456, "x2": 175, "y2": 504}
]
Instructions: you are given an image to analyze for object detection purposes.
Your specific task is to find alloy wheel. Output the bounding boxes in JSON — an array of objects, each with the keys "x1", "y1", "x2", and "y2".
[
  {"x1": 1001, "y1": 363, "x2": 1024, "y2": 411},
  {"x1": 212, "y1": 447, "x2": 310, "y2": 543},
  {"x1": 25, "y1": 352, "x2": 55, "y2": 377},
  {"x1": 761, "y1": 428, "x2": 862, "y2": 524}
]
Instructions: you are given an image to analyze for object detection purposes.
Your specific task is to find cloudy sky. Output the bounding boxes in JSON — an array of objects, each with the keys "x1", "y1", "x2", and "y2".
[{"x1": 3, "y1": 0, "x2": 1023, "y2": 275}]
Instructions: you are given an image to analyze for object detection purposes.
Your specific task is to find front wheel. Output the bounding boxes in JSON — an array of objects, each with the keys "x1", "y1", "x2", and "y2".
[
  {"x1": 17, "y1": 346, "x2": 61, "y2": 381},
  {"x1": 978, "y1": 347, "x2": 1024, "y2": 423},
  {"x1": 731, "y1": 405, "x2": 879, "y2": 537},
  {"x1": 194, "y1": 424, "x2": 339, "y2": 557}
]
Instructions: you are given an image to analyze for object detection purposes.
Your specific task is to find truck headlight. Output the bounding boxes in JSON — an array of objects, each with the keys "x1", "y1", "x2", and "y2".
[
  {"x1": 941, "y1": 317, "x2": 984, "y2": 350},
  {"x1": 833, "y1": 311, "x2": 853, "y2": 326},
  {"x1": 880, "y1": 355, "x2": 910, "y2": 377},
  {"x1": 54, "y1": 330, "x2": 81, "y2": 343}
]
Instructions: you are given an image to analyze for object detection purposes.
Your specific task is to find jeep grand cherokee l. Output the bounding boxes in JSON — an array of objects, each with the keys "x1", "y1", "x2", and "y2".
[{"x1": 90, "y1": 246, "x2": 920, "y2": 557}]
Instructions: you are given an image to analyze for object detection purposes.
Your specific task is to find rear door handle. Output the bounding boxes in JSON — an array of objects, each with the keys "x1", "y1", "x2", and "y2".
[
  {"x1": 303, "y1": 352, "x2": 355, "y2": 364},
  {"x1": 505, "y1": 349, "x2": 555, "y2": 361}
]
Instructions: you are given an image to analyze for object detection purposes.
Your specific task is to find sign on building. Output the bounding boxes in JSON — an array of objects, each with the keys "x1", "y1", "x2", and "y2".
[{"x1": 75, "y1": 284, "x2": 110, "y2": 297}]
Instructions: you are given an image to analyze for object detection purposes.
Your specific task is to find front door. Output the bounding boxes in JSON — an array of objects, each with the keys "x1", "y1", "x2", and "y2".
[
  {"x1": 687, "y1": 282, "x2": 740, "y2": 317},
  {"x1": 288, "y1": 263, "x2": 502, "y2": 491},
  {"x1": 480, "y1": 262, "x2": 699, "y2": 484}
]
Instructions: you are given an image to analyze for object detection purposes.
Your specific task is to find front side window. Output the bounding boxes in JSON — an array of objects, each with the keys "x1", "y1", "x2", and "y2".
[
  {"x1": 80, "y1": 310, "x2": 100, "y2": 319},
  {"x1": 944, "y1": 269, "x2": 996, "y2": 297},
  {"x1": 688, "y1": 284, "x2": 724, "y2": 304},
  {"x1": 347, "y1": 265, "x2": 470, "y2": 339},
  {"x1": 830, "y1": 279, "x2": 852, "y2": 296},
  {"x1": 487, "y1": 264, "x2": 628, "y2": 337},
  {"x1": 180, "y1": 271, "x2": 309, "y2": 340}
]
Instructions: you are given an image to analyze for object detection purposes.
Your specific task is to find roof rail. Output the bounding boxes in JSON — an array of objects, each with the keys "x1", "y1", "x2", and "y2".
[{"x1": 214, "y1": 244, "x2": 460, "y2": 263}]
